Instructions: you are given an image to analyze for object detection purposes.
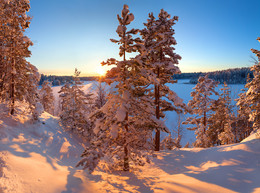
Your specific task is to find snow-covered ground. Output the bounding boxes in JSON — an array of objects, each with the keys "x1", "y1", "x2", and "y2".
[
  {"x1": 0, "y1": 105, "x2": 86, "y2": 193},
  {"x1": 0, "y1": 104, "x2": 259, "y2": 193}
]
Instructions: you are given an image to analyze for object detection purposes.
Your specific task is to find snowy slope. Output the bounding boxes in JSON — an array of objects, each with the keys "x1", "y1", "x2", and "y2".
[
  {"x1": 0, "y1": 105, "x2": 259, "y2": 193},
  {"x1": 91, "y1": 133, "x2": 260, "y2": 193},
  {"x1": 0, "y1": 105, "x2": 99, "y2": 193}
]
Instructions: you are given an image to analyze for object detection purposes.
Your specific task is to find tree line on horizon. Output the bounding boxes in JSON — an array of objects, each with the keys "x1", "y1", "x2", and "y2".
[
  {"x1": 39, "y1": 67, "x2": 253, "y2": 86},
  {"x1": 0, "y1": 1, "x2": 260, "y2": 173},
  {"x1": 174, "y1": 67, "x2": 253, "y2": 84},
  {"x1": 39, "y1": 74, "x2": 98, "y2": 86}
]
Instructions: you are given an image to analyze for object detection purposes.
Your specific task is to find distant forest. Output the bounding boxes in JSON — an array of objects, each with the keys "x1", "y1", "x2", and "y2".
[
  {"x1": 173, "y1": 67, "x2": 253, "y2": 84},
  {"x1": 40, "y1": 67, "x2": 253, "y2": 86},
  {"x1": 39, "y1": 75, "x2": 98, "y2": 86}
]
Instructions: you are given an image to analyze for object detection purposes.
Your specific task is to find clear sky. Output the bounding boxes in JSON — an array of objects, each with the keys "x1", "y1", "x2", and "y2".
[{"x1": 27, "y1": 0, "x2": 260, "y2": 76}]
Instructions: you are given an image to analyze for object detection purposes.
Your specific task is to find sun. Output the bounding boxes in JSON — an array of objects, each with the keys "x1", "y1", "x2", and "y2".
[{"x1": 96, "y1": 65, "x2": 106, "y2": 76}]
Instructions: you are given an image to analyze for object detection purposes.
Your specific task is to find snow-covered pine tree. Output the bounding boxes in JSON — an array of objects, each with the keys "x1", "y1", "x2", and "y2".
[
  {"x1": 94, "y1": 77, "x2": 107, "y2": 109},
  {"x1": 209, "y1": 82, "x2": 235, "y2": 145},
  {"x1": 77, "y1": 5, "x2": 163, "y2": 173},
  {"x1": 71, "y1": 69, "x2": 94, "y2": 136},
  {"x1": 235, "y1": 77, "x2": 252, "y2": 141},
  {"x1": 183, "y1": 75, "x2": 219, "y2": 148},
  {"x1": 245, "y1": 37, "x2": 260, "y2": 131},
  {"x1": 0, "y1": 0, "x2": 40, "y2": 115},
  {"x1": 138, "y1": 10, "x2": 185, "y2": 151},
  {"x1": 59, "y1": 82, "x2": 72, "y2": 120},
  {"x1": 59, "y1": 69, "x2": 94, "y2": 137},
  {"x1": 59, "y1": 82, "x2": 73, "y2": 128},
  {"x1": 39, "y1": 81, "x2": 54, "y2": 115},
  {"x1": 160, "y1": 134, "x2": 176, "y2": 150}
]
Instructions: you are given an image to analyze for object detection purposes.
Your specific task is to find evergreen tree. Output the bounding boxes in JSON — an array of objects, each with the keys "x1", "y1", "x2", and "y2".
[
  {"x1": 236, "y1": 79, "x2": 252, "y2": 141},
  {"x1": 77, "y1": 5, "x2": 163, "y2": 172},
  {"x1": 59, "y1": 69, "x2": 94, "y2": 137},
  {"x1": 94, "y1": 77, "x2": 107, "y2": 109},
  {"x1": 245, "y1": 37, "x2": 260, "y2": 131},
  {"x1": 183, "y1": 75, "x2": 218, "y2": 147},
  {"x1": 160, "y1": 134, "x2": 176, "y2": 150},
  {"x1": 59, "y1": 82, "x2": 72, "y2": 121},
  {"x1": 0, "y1": 0, "x2": 39, "y2": 115},
  {"x1": 39, "y1": 81, "x2": 54, "y2": 115},
  {"x1": 138, "y1": 9, "x2": 185, "y2": 151},
  {"x1": 210, "y1": 82, "x2": 235, "y2": 145}
]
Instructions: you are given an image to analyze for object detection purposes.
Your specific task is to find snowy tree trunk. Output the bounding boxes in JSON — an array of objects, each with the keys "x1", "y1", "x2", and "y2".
[
  {"x1": 123, "y1": 29, "x2": 130, "y2": 171},
  {"x1": 10, "y1": 58, "x2": 15, "y2": 115},
  {"x1": 123, "y1": 113, "x2": 129, "y2": 171},
  {"x1": 203, "y1": 111, "x2": 206, "y2": 133},
  {"x1": 155, "y1": 48, "x2": 163, "y2": 151},
  {"x1": 155, "y1": 67, "x2": 160, "y2": 151}
]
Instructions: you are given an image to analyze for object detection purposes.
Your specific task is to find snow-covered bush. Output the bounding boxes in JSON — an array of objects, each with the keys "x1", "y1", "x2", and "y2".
[{"x1": 32, "y1": 102, "x2": 44, "y2": 121}]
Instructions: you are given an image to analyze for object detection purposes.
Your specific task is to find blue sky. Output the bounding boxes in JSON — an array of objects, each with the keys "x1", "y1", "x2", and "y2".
[{"x1": 27, "y1": 0, "x2": 260, "y2": 76}]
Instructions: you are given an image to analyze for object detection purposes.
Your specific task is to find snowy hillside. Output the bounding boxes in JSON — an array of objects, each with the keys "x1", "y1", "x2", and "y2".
[
  {"x1": 0, "y1": 106, "x2": 88, "y2": 193},
  {"x1": 0, "y1": 106, "x2": 259, "y2": 193}
]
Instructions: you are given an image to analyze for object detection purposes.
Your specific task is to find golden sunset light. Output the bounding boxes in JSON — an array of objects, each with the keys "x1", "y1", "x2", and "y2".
[{"x1": 0, "y1": 1, "x2": 259, "y2": 192}]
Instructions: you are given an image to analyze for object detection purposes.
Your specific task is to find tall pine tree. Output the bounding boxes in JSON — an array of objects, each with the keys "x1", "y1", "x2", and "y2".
[
  {"x1": 0, "y1": 0, "x2": 39, "y2": 115},
  {"x1": 138, "y1": 10, "x2": 185, "y2": 151},
  {"x1": 245, "y1": 37, "x2": 260, "y2": 131},
  {"x1": 77, "y1": 5, "x2": 164, "y2": 172}
]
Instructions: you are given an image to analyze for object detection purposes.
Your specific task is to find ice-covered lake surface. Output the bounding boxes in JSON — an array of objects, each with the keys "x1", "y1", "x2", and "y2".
[{"x1": 52, "y1": 80, "x2": 246, "y2": 146}]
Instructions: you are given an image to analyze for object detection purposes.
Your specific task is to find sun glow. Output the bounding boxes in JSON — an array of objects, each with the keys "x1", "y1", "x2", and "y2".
[{"x1": 96, "y1": 65, "x2": 106, "y2": 76}]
